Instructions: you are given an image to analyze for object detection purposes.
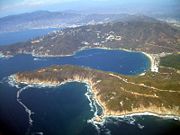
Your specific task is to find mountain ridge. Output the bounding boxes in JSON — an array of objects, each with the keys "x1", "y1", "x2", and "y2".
[
  {"x1": 0, "y1": 15, "x2": 180, "y2": 56},
  {"x1": 0, "y1": 11, "x2": 159, "y2": 33}
]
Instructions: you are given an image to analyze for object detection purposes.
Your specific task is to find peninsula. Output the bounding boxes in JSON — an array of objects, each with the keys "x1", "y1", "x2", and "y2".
[
  {"x1": 13, "y1": 65, "x2": 180, "y2": 121},
  {"x1": 2, "y1": 14, "x2": 180, "y2": 122}
]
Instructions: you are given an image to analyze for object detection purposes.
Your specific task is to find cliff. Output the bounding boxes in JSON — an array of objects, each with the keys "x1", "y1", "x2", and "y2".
[{"x1": 14, "y1": 65, "x2": 180, "y2": 118}]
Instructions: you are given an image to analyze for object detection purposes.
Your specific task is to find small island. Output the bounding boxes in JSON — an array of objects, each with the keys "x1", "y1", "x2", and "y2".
[{"x1": 12, "y1": 64, "x2": 180, "y2": 121}]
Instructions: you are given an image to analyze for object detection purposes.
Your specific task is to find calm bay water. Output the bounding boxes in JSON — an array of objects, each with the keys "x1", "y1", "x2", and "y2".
[
  {"x1": 0, "y1": 31, "x2": 179, "y2": 135},
  {"x1": 0, "y1": 28, "x2": 60, "y2": 46}
]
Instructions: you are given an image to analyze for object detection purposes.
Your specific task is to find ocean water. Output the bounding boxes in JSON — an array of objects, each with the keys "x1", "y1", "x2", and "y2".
[
  {"x1": 0, "y1": 48, "x2": 150, "y2": 77},
  {"x1": 0, "y1": 49, "x2": 179, "y2": 135},
  {"x1": 0, "y1": 28, "x2": 60, "y2": 46}
]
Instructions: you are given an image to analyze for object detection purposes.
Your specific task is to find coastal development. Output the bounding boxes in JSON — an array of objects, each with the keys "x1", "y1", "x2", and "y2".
[
  {"x1": 0, "y1": 15, "x2": 180, "y2": 58},
  {"x1": 1, "y1": 14, "x2": 180, "y2": 123},
  {"x1": 1, "y1": 0, "x2": 180, "y2": 134}
]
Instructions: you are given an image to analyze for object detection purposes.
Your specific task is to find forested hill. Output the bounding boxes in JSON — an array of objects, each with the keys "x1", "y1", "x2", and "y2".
[{"x1": 0, "y1": 15, "x2": 180, "y2": 57}]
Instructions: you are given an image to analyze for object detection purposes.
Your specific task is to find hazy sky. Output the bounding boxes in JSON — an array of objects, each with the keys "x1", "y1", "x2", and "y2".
[{"x1": 0, "y1": 0, "x2": 179, "y2": 17}]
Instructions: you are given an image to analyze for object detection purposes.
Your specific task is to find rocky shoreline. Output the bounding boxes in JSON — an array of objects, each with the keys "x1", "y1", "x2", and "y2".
[{"x1": 10, "y1": 65, "x2": 180, "y2": 123}]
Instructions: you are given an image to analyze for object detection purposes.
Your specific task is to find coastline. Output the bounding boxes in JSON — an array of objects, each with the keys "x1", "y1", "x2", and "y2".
[
  {"x1": 141, "y1": 52, "x2": 159, "y2": 73},
  {"x1": 1, "y1": 46, "x2": 157, "y2": 73},
  {"x1": 91, "y1": 46, "x2": 160, "y2": 73},
  {"x1": 0, "y1": 52, "x2": 13, "y2": 59},
  {"x1": 9, "y1": 74, "x2": 180, "y2": 124},
  {"x1": 92, "y1": 85, "x2": 180, "y2": 123},
  {"x1": 104, "y1": 112, "x2": 180, "y2": 121},
  {"x1": 30, "y1": 46, "x2": 158, "y2": 77},
  {"x1": 38, "y1": 46, "x2": 160, "y2": 74}
]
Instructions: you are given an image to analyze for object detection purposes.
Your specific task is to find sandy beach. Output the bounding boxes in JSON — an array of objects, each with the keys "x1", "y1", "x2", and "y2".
[{"x1": 141, "y1": 52, "x2": 159, "y2": 73}]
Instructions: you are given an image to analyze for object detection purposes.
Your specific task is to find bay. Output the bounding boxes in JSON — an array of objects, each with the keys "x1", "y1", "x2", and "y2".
[
  {"x1": 0, "y1": 28, "x2": 60, "y2": 46},
  {"x1": 0, "y1": 46, "x2": 179, "y2": 135}
]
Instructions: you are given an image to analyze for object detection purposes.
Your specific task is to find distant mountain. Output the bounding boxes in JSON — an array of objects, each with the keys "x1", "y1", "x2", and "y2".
[
  {"x1": 0, "y1": 11, "x2": 79, "y2": 33},
  {"x1": 0, "y1": 15, "x2": 180, "y2": 57},
  {"x1": 0, "y1": 11, "x2": 142, "y2": 33}
]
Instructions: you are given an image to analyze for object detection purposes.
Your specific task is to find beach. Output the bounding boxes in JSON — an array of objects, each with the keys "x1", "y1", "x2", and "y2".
[{"x1": 141, "y1": 52, "x2": 159, "y2": 73}]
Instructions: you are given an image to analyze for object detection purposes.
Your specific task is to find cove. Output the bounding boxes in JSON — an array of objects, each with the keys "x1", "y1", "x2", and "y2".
[
  {"x1": 0, "y1": 48, "x2": 179, "y2": 135},
  {"x1": 0, "y1": 48, "x2": 150, "y2": 78}
]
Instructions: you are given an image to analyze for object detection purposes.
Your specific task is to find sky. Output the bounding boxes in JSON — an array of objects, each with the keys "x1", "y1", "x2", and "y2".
[{"x1": 0, "y1": 0, "x2": 179, "y2": 17}]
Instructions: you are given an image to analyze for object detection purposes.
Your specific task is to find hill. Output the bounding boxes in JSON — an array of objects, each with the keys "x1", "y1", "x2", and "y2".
[
  {"x1": 160, "y1": 54, "x2": 180, "y2": 70},
  {"x1": 0, "y1": 11, "x2": 138, "y2": 33},
  {"x1": 0, "y1": 15, "x2": 180, "y2": 57},
  {"x1": 13, "y1": 65, "x2": 180, "y2": 120}
]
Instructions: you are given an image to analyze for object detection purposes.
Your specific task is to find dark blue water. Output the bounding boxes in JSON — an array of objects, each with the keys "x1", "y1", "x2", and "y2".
[
  {"x1": 0, "y1": 49, "x2": 179, "y2": 135},
  {"x1": 0, "y1": 28, "x2": 60, "y2": 46},
  {"x1": 0, "y1": 48, "x2": 150, "y2": 77},
  {"x1": 21, "y1": 82, "x2": 96, "y2": 135}
]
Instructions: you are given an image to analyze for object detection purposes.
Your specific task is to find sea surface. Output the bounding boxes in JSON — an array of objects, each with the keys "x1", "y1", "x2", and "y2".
[
  {"x1": 0, "y1": 28, "x2": 60, "y2": 46},
  {"x1": 0, "y1": 31, "x2": 180, "y2": 135}
]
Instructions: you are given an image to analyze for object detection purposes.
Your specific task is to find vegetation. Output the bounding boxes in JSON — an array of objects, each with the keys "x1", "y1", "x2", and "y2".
[
  {"x1": 1, "y1": 16, "x2": 180, "y2": 56},
  {"x1": 15, "y1": 65, "x2": 180, "y2": 116},
  {"x1": 160, "y1": 54, "x2": 180, "y2": 70}
]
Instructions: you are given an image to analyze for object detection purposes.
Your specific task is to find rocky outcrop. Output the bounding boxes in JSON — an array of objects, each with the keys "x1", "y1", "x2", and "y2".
[{"x1": 12, "y1": 65, "x2": 180, "y2": 120}]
